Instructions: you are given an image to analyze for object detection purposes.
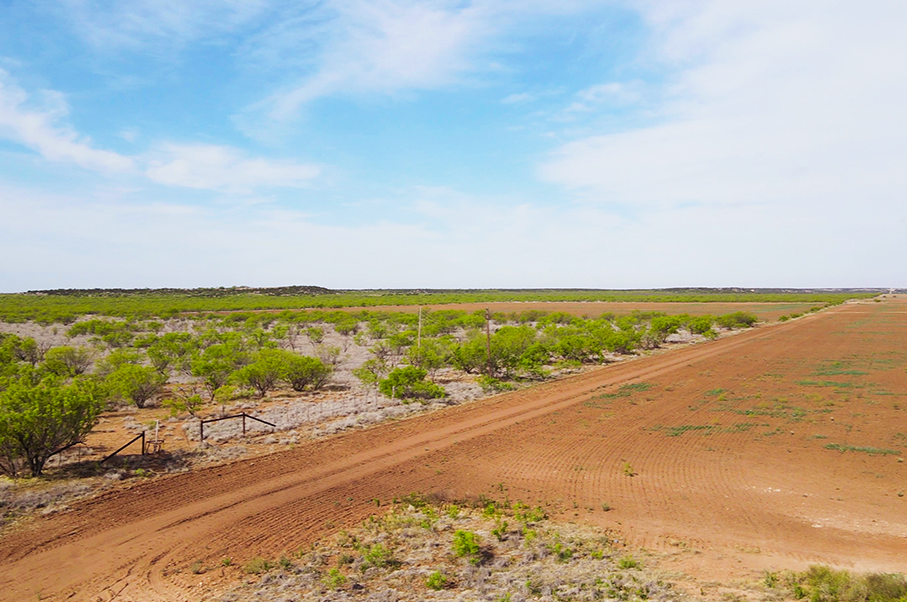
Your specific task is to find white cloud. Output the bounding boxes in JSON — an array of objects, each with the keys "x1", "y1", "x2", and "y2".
[
  {"x1": 0, "y1": 70, "x2": 323, "y2": 192},
  {"x1": 145, "y1": 143, "x2": 321, "y2": 193},
  {"x1": 118, "y1": 129, "x2": 139, "y2": 143},
  {"x1": 540, "y1": 1, "x2": 907, "y2": 211},
  {"x1": 501, "y1": 92, "x2": 536, "y2": 104},
  {"x1": 564, "y1": 81, "x2": 645, "y2": 113},
  {"x1": 238, "y1": 0, "x2": 600, "y2": 131},
  {"x1": 260, "y1": 0, "x2": 493, "y2": 121},
  {"x1": 2, "y1": 182, "x2": 904, "y2": 292},
  {"x1": 0, "y1": 70, "x2": 134, "y2": 173}
]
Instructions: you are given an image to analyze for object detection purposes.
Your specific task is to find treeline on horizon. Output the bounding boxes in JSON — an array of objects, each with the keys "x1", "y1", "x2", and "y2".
[{"x1": 0, "y1": 288, "x2": 880, "y2": 325}]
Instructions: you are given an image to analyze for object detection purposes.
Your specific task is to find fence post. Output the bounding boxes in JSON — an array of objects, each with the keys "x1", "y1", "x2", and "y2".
[
  {"x1": 242, "y1": 413, "x2": 246, "y2": 435},
  {"x1": 199, "y1": 420, "x2": 204, "y2": 443},
  {"x1": 141, "y1": 431, "x2": 145, "y2": 455}
]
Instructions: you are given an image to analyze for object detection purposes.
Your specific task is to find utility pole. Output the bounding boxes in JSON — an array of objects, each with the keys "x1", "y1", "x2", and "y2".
[{"x1": 485, "y1": 308, "x2": 492, "y2": 377}]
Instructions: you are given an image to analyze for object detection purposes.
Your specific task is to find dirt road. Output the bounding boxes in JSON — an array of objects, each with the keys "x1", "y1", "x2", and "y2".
[{"x1": 1, "y1": 300, "x2": 905, "y2": 601}]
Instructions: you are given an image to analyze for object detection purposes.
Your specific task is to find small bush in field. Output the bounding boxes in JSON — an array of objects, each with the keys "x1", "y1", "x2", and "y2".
[
  {"x1": 426, "y1": 570, "x2": 448, "y2": 590},
  {"x1": 243, "y1": 557, "x2": 273, "y2": 574},
  {"x1": 452, "y1": 530, "x2": 480, "y2": 563}
]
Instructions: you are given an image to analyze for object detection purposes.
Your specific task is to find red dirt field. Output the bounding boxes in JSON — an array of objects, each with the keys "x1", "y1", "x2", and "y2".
[
  {"x1": 1, "y1": 298, "x2": 905, "y2": 601},
  {"x1": 210, "y1": 301, "x2": 820, "y2": 321}
]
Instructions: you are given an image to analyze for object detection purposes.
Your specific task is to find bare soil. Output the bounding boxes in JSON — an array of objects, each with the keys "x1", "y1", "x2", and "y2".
[{"x1": 1, "y1": 299, "x2": 905, "y2": 601}]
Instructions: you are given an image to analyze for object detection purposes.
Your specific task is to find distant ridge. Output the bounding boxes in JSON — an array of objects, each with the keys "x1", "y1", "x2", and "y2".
[
  {"x1": 20, "y1": 286, "x2": 900, "y2": 297},
  {"x1": 24, "y1": 286, "x2": 333, "y2": 297}
]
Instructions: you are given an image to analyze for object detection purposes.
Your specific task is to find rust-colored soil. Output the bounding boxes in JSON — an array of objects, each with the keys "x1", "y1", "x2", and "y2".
[{"x1": 2, "y1": 300, "x2": 906, "y2": 601}]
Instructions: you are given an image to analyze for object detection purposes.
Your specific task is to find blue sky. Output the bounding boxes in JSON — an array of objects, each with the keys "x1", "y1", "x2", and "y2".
[{"x1": 1, "y1": 1, "x2": 905, "y2": 292}]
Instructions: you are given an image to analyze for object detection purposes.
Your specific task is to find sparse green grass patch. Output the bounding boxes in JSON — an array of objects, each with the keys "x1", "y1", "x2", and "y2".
[
  {"x1": 217, "y1": 497, "x2": 679, "y2": 602},
  {"x1": 824, "y1": 443, "x2": 901, "y2": 456},
  {"x1": 592, "y1": 382, "x2": 656, "y2": 401},
  {"x1": 655, "y1": 424, "x2": 717, "y2": 437}
]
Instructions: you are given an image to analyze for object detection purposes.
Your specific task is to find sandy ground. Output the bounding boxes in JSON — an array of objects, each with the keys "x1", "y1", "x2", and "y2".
[{"x1": 0, "y1": 299, "x2": 904, "y2": 601}]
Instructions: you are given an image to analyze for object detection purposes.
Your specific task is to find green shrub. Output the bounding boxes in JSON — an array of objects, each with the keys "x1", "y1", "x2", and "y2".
[
  {"x1": 0, "y1": 377, "x2": 106, "y2": 477},
  {"x1": 426, "y1": 570, "x2": 448, "y2": 590},
  {"x1": 379, "y1": 366, "x2": 446, "y2": 400},
  {"x1": 43, "y1": 346, "x2": 95, "y2": 377},
  {"x1": 452, "y1": 530, "x2": 481, "y2": 563},
  {"x1": 105, "y1": 364, "x2": 167, "y2": 408},
  {"x1": 243, "y1": 557, "x2": 274, "y2": 574},
  {"x1": 323, "y1": 568, "x2": 347, "y2": 588},
  {"x1": 492, "y1": 519, "x2": 509, "y2": 541},
  {"x1": 361, "y1": 543, "x2": 395, "y2": 569},
  {"x1": 476, "y1": 375, "x2": 515, "y2": 393},
  {"x1": 282, "y1": 355, "x2": 332, "y2": 391},
  {"x1": 686, "y1": 315, "x2": 715, "y2": 335},
  {"x1": 788, "y1": 565, "x2": 907, "y2": 602},
  {"x1": 618, "y1": 555, "x2": 640, "y2": 569},
  {"x1": 232, "y1": 349, "x2": 294, "y2": 397},
  {"x1": 715, "y1": 312, "x2": 758, "y2": 329}
]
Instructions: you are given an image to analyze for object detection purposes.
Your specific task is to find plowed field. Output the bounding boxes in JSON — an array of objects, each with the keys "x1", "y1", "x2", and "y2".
[{"x1": 1, "y1": 299, "x2": 905, "y2": 602}]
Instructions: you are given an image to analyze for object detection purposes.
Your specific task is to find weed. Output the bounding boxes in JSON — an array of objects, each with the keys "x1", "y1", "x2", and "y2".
[
  {"x1": 323, "y1": 568, "x2": 347, "y2": 589},
  {"x1": 618, "y1": 555, "x2": 640, "y2": 569},
  {"x1": 190, "y1": 561, "x2": 205, "y2": 574},
  {"x1": 453, "y1": 530, "x2": 481, "y2": 563},
  {"x1": 426, "y1": 570, "x2": 448, "y2": 590},
  {"x1": 513, "y1": 502, "x2": 547, "y2": 524},
  {"x1": 622, "y1": 462, "x2": 636, "y2": 477},
  {"x1": 787, "y1": 565, "x2": 907, "y2": 602},
  {"x1": 662, "y1": 424, "x2": 716, "y2": 437},
  {"x1": 551, "y1": 541, "x2": 573, "y2": 563},
  {"x1": 593, "y1": 382, "x2": 655, "y2": 400},
  {"x1": 243, "y1": 557, "x2": 274, "y2": 575},
  {"x1": 445, "y1": 504, "x2": 460, "y2": 519},
  {"x1": 492, "y1": 519, "x2": 509, "y2": 541},
  {"x1": 361, "y1": 543, "x2": 395, "y2": 569},
  {"x1": 279, "y1": 555, "x2": 293, "y2": 570},
  {"x1": 601, "y1": 502, "x2": 612, "y2": 512},
  {"x1": 824, "y1": 443, "x2": 901, "y2": 456},
  {"x1": 220, "y1": 557, "x2": 232, "y2": 567}
]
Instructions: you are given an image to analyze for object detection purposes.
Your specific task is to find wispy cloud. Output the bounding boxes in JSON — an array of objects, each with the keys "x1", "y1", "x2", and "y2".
[
  {"x1": 540, "y1": 0, "x2": 907, "y2": 210},
  {"x1": 145, "y1": 143, "x2": 321, "y2": 193},
  {"x1": 0, "y1": 71, "x2": 322, "y2": 193},
  {"x1": 501, "y1": 92, "x2": 536, "y2": 104},
  {"x1": 260, "y1": 0, "x2": 494, "y2": 121},
  {"x1": 0, "y1": 69, "x2": 134, "y2": 173},
  {"x1": 56, "y1": 0, "x2": 271, "y2": 49},
  {"x1": 564, "y1": 81, "x2": 645, "y2": 113}
]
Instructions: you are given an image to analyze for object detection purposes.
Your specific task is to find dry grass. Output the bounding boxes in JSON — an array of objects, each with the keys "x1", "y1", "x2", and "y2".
[{"x1": 214, "y1": 497, "x2": 687, "y2": 602}]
